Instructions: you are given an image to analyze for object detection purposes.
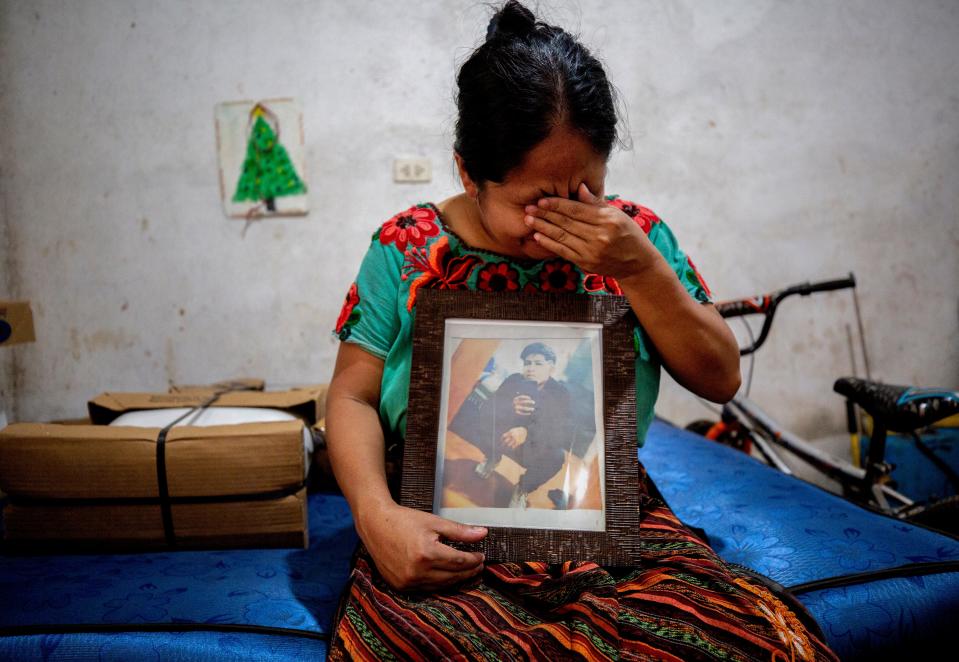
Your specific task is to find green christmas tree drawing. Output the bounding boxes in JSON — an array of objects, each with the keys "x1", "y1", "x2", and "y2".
[{"x1": 232, "y1": 104, "x2": 306, "y2": 212}]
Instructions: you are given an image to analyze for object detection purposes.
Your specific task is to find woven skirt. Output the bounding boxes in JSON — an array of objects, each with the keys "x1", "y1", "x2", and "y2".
[{"x1": 328, "y1": 467, "x2": 838, "y2": 661}]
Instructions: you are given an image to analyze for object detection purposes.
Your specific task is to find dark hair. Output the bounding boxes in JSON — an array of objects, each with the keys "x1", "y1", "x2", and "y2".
[
  {"x1": 454, "y1": 1, "x2": 620, "y2": 186},
  {"x1": 521, "y1": 342, "x2": 556, "y2": 364}
]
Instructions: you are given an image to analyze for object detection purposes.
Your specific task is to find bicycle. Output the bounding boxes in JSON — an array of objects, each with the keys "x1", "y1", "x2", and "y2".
[{"x1": 685, "y1": 274, "x2": 959, "y2": 535}]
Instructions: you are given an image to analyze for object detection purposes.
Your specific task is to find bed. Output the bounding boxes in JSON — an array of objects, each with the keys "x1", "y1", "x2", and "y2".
[
  {"x1": 2, "y1": 420, "x2": 958, "y2": 660},
  {"x1": 641, "y1": 420, "x2": 959, "y2": 659}
]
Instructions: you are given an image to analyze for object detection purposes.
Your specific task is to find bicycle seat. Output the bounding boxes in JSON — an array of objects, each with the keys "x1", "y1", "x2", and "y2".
[{"x1": 833, "y1": 377, "x2": 959, "y2": 433}]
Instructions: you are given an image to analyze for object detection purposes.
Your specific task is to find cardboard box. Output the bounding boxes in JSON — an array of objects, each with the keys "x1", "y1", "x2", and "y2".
[
  {"x1": 0, "y1": 386, "x2": 329, "y2": 550},
  {"x1": 0, "y1": 421, "x2": 306, "y2": 499},
  {"x1": 2, "y1": 489, "x2": 307, "y2": 552},
  {"x1": 168, "y1": 378, "x2": 266, "y2": 394},
  {"x1": 88, "y1": 386, "x2": 328, "y2": 426},
  {"x1": 0, "y1": 421, "x2": 309, "y2": 551},
  {"x1": 0, "y1": 301, "x2": 35, "y2": 346}
]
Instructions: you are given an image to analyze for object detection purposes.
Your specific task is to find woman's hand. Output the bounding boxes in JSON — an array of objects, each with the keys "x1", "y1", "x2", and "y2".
[
  {"x1": 524, "y1": 182, "x2": 657, "y2": 278},
  {"x1": 501, "y1": 426, "x2": 528, "y2": 448},
  {"x1": 328, "y1": 345, "x2": 488, "y2": 593},
  {"x1": 357, "y1": 500, "x2": 487, "y2": 592},
  {"x1": 524, "y1": 185, "x2": 741, "y2": 403}
]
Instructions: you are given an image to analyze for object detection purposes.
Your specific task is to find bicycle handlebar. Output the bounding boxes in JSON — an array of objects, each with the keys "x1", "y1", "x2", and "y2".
[
  {"x1": 716, "y1": 273, "x2": 856, "y2": 355},
  {"x1": 793, "y1": 274, "x2": 857, "y2": 296}
]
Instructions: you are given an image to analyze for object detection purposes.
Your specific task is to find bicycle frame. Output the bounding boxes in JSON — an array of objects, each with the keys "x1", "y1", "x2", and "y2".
[
  {"x1": 710, "y1": 273, "x2": 922, "y2": 517},
  {"x1": 724, "y1": 396, "x2": 916, "y2": 515}
]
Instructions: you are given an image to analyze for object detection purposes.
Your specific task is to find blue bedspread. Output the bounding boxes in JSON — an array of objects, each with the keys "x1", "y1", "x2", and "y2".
[
  {"x1": 3, "y1": 421, "x2": 959, "y2": 660},
  {"x1": 0, "y1": 494, "x2": 357, "y2": 661},
  {"x1": 641, "y1": 419, "x2": 959, "y2": 659}
]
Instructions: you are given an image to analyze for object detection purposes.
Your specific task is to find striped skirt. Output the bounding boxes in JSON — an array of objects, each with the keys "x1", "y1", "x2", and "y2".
[{"x1": 328, "y1": 469, "x2": 838, "y2": 661}]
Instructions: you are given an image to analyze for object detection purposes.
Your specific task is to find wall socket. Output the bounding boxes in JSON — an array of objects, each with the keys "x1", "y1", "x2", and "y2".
[{"x1": 393, "y1": 158, "x2": 431, "y2": 183}]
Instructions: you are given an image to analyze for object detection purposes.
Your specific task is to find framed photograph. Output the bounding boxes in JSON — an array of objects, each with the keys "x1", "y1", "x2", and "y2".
[
  {"x1": 402, "y1": 289, "x2": 641, "y2": 566},
  {"x1": 214, "y1": 98, "x2": 308, "y2": 219}
]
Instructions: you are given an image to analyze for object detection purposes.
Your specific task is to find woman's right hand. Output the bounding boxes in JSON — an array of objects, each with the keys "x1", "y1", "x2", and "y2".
[
  {"x1": 357, "y1": 500, "x2": 488, "y2": 592},
  {"x1": 327, "y1": 344, "x2": 487, "y2": 592}
]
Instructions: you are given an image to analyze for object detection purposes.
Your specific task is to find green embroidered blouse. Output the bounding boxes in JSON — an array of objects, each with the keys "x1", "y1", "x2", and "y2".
[{"x1": 333, "y1": 196, "x2": 712, "y2": 447}]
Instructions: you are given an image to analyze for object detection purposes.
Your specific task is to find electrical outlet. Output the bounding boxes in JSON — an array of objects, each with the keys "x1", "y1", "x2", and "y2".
[{"x1": 393, "y1": 158, "x2": 432, "y2": 183}]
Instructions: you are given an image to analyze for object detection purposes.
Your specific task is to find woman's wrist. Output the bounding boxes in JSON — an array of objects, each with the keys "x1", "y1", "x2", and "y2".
[
  {"x1": 618, "y1": 257, "x2": 741, "y2": 402},
  {"x1": 353, "y1": 492, "x2": 398, "y2": 541},
  {"x1": 616, "y1": 252, "x2": 677, "y2": 300}
]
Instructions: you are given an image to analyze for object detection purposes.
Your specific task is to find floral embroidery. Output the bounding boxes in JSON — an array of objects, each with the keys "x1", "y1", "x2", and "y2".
[
  {"x1": 476, "y1": 262, "x2": 520, "y2": 292},
  {"x1": 685, "y1": 256, "x2": 712, "y2": 298},
  {"x1": 607, "y1": 198, "x2": 660, "y2": 235},
  {"x1": 378, "y1": 205, "x2": 440, "y2": 252},
  {"x1": 538, "y1": 260, "x2": 581, "y2": 293},
  {"x1": 335, "y1": 282, "x2": 361, "y2": 340},
  {"x1": 583, "y1": 273, "x2": 622, "y2": 295},
  {"x1": 523, "y1": 282, "x2": 539, "y2": 294},
  {"x1": 733, "y1": 577, "x2": 815, "y2": 662},
  {"x1": 402, "y1": 236, "x2": 481, "y2": 311}
]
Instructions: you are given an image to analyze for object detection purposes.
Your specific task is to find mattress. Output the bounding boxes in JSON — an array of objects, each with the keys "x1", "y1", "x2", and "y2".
[
  {"x1": 0, "y1": 492, "x2": 357, "y2": 660},
  {"x1": 641, "y1": 419, "x2": 959, "y2": 659},
  {"x1": 3, "y1": 420, "x2": 959, "y2": 660}
]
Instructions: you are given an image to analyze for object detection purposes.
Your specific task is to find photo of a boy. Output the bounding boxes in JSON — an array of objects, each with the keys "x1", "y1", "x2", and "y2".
[{"x1": 474, "y1": 342, "x2": 572, "y2": 508}]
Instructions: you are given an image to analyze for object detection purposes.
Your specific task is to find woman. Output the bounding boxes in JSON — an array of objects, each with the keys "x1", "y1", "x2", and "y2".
[{"x1": 327, "y1": 2, "x2": 837, "y2": 659}]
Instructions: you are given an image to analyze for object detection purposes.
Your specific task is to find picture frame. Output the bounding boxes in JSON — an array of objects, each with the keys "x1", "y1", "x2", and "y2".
[
  {"x1": 401, "y1": 289, "x2": 641, "y2": 566},
  {"x1": 214, "y1": 98, "x2": 308, "y2": 219}
]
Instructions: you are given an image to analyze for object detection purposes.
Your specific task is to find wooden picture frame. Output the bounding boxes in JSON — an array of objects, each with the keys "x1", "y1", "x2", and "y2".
[{"x1": 401, "y1": 289, "x2": 641, "y2": 566}]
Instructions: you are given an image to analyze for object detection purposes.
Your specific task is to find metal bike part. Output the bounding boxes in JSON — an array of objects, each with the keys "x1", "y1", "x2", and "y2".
[
  {"x1": 722, "y1": 401, "x2": 793, "y2": 474},
  {"x1": 911, "y1": 430, "x2": 959, "y2": 494},
  {"x1": 851, "y1": 283, "x2": 871, "y2": 379},
  {"x1": 749, "y1": 431, "x2": 795, "y2": 475},
  {"x1": 845, "y1": 323, "x2": 859, "y2": 378},
  {"x1": 843, "y1": 324, "x2": 869, "y2": 468},
  {"x1": 873, "y1": 482, "x2": 915, "y2": 515},
  {"x1": 716, "y1": 274, "x2": 856, "y2": 356},
  {"x1": 727, "y1": 397, "x2": 867, "y2": 484},
  {"x1": 727, "y1": 397, "x2": 915, "y2": 512}
]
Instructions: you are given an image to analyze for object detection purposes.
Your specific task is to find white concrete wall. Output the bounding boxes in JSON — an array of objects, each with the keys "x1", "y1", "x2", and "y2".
[{"x1": 1, "y1": 0, "x2": 957, "y2": 445}]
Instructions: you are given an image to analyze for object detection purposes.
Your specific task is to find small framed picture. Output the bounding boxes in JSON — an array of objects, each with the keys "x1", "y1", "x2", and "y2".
[
  {"x1": 402, "y1": 289, "x2": 641, "y2": 565},
  {"x1": 214, "y1": 98, "x2": 308, "y2": 219}
]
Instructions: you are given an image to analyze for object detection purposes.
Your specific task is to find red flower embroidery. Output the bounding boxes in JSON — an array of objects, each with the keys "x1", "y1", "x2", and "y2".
[
  {"x1": 378, "y1": 205, "x2": 440, "y2": 252},
  {"x1": 538, "y1": 260, "x2": 581, "y2": 293},
  {"x1": 608, "y1": 199, "x2": 660, "y2": 235},
  {"x1": 583, "y1": 274, "x2": 623, "y2": 295},
  {"x1": 476, "y1": 262, "x2": 520, "y2": 292},
  {"x1": 402, "y1": 236, "x2": 480, "y2": 311},
  {"x1": 523, "y1": 282, "x2": 539, "y2": 294},
  {"x1": 335, "y1": 282, "x2": 361, "y2": 340}
]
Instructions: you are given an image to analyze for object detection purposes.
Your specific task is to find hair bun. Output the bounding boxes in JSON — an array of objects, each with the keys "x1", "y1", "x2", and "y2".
[{"x1": 486, "y1": 0, "x2": 536, "y2": 42}]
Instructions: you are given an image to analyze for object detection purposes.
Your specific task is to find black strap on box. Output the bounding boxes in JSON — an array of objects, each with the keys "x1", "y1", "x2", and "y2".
[{"x1": 154, "y1": 389, "x2": 229, "y2": 546}]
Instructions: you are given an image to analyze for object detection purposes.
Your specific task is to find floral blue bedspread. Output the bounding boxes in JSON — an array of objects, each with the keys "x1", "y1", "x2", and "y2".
[
  {"x1": 0, "y1": 493, "x2": 357, "y2": 661},
  {"x1": 641, "y1": 419, "x2": 959, "y2": 660},
  {"x1": 2, "y1": 422, "x2": 958, "y2": 661}
]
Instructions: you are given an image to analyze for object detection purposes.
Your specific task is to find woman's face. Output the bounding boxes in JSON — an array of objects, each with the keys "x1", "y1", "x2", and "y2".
[{"x1": 457, "y1": 124, "x2": 607, "y2": 260}]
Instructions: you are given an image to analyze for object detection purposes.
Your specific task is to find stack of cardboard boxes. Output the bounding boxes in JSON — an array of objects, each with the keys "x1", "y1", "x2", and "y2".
[{"x1": 0, "y1": 382, "x2": 327, "y2": 551}]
